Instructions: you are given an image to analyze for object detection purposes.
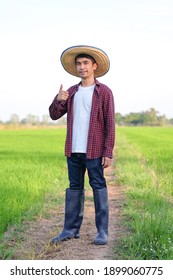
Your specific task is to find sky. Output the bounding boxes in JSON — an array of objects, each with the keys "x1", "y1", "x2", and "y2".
[{"x1": 0, "y1": 0, "x2": 173, "y2": 122}]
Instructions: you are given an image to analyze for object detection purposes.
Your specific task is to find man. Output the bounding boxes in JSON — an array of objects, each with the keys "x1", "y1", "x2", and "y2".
[{"x1": 49, "y1": 45, "x2": 115, "y2": 245}]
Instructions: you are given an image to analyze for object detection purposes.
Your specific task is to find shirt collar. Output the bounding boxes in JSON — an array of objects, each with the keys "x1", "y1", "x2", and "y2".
[
  {"x1": 77, "y1": 79, "x2": 100, "y2": 88},
  {"x1": 70, "y1": 79, "x2": 100, "y2": 97}
]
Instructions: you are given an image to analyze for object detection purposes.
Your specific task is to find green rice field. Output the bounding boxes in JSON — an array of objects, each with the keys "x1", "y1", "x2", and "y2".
[
  {"x1": 0, "y1": 126, "x2": 173, "y2": 259},
  {"x1": 115, "y1": 127, "x2": 173, "y2": 260},
  {"x1": 0, "y1": 128, "x2": 68, "y2": 237}
]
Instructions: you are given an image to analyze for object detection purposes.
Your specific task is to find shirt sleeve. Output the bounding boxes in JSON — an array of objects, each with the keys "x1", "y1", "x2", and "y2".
[
  {"x1": 49, "y1": 94, "x2": 67, "y2": 120},
  {"x1": 103, "y1": 89, "x2": 115, "y2": 158}
]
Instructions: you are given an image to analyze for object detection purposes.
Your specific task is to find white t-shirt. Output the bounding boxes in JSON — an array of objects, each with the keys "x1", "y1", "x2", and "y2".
[{"x1": 72, "y1": 84, "x2": 95, "y2": 153}]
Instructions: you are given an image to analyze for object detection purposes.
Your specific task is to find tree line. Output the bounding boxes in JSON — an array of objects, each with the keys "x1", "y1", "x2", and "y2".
[
  {"x1": 0, "y1": 114, "x2": 67, "y2": 126},
  {"x1": 115, "y1": 108, "x2": 173, "y2": 126},
  {"x1": 0, "y1": 108, "x2": 173, "y2": 126}
]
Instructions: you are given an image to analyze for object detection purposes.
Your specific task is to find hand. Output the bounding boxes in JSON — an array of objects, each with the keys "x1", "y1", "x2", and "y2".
[
  {"x1": 102, "y1": 157, "x2": 112, "y2": 168},
  {"x1": 57, "y1": 84, "x2": 69, "y2": 101}
]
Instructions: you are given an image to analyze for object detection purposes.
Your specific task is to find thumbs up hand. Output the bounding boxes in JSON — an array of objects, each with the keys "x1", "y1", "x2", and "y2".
[{"x1": 57, "y1": 84, "x2": 69, "y2": 101}]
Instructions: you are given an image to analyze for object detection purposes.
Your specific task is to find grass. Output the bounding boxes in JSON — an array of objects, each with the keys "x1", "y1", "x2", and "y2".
[
  {"x1": 115, "y1": 127, "x2": 173, "y2": 260},
  {"x1": 1, "y1": 126, "x2": 173, "y2": 260},
  {"x1": 0, "y1": 128, "x2": 68, "y2": 239}
]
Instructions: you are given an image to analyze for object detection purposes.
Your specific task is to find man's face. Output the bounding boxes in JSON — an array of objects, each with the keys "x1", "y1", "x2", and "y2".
[{"x1": 75, "y1": 57, "x2": 97, "y2": 79}]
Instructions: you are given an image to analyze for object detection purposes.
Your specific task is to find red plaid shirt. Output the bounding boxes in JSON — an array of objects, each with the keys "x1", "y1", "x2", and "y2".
[{"x1": 49, "y1": 79, "x2": 115, "y2": 159}]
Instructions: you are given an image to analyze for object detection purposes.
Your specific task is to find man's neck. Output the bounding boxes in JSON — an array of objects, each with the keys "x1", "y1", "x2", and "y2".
[{"x1": 81, "y1": 77, "x2": 95, "y2": 87}]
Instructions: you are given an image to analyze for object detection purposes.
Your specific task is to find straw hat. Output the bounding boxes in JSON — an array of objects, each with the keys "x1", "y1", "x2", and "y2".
[{"x1": 60, "y1": 45, "x2": 110, "y2": 78}]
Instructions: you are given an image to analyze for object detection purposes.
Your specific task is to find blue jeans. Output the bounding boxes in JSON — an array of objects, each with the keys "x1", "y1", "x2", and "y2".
[{"x1": 67, "y1": 153, "x2": 107, "y2": 190}]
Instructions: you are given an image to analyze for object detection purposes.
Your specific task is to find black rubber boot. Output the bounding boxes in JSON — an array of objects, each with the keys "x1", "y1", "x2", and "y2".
[
  {"x1": 50, "y1": 188, "x2": 84, "y2": 244},
  {"x1": 93, "y1": 188, "x2": 109, "y2": 245}
]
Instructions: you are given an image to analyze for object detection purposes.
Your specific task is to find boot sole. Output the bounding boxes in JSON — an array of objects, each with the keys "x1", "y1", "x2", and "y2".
[
  {"x1": 50, "y1": 234, "x2": 80, "y2": 245},
  {"x1": 93, "y1": 241, "x2": 108, "y2": 245}
]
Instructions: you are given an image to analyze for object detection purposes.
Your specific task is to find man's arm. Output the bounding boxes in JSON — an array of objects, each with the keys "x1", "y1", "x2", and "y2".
[
  {"x1": 103, "y1": 89, "x2": 115, "y2": 159},
  {"x1": 49, "y1": 84, "x2": 69, "y2": 120}
]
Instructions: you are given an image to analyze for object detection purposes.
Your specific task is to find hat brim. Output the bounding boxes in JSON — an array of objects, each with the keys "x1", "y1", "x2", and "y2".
[{"x1": 60, "y1": 45, "x2": 110, "y2": 78}]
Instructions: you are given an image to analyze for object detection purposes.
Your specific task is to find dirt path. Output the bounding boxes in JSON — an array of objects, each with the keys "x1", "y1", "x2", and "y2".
[{"x1": 8, "y1": 166, "x2": 125, "y2": 260}]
